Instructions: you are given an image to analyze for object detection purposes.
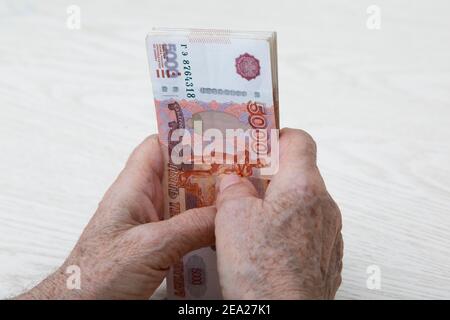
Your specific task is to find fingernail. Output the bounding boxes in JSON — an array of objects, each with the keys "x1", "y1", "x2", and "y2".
[{"x1": 218, "y1": 174, "x2": 241, "y2": 193}]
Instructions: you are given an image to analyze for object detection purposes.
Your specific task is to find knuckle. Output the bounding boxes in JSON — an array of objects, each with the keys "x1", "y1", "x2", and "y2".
[
  {"x1": 291, "y1": 173, "x2": 325, "y2": 202},
  {"x1": 335, "y1": 274, "x2": 342, "y2": 290},
  {"x1": 298, "y1": 129, "x2": 317, "y2": 151},
  {"x1": 282, "y1": 128, "x2": 317, "y2": 155},
  {"x1": 219, "y1": 197, "x2": 253, "y2": 213},
  {"x1": 326, "y1": 196, "x2": 343, "y2": 231},
  {"x1": 337, "y1": 234, "x2": 344, "y2": 258},
  {"x1": 185, "y1": 208, "x2": 210, "y2": 230},
  {"x1": 218, "y1": 184, "x2": 258, "y2": 208},
  {"x1": 335, "y1": 207, "x2": 343, "y2": 232},
  {"x1": 268, "y1": 179, "x2": 337, "y2": 225}
]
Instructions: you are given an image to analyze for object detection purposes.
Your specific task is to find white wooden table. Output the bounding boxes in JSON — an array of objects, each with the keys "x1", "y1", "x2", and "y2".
[{"x1": 1, "y1": 0, "x2": 449, "y2": 299}]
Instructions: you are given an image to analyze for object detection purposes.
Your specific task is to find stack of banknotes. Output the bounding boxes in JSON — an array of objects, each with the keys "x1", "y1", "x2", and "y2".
[{"x1": 146, "y1": 28, "x2": 279, "y2": 299}]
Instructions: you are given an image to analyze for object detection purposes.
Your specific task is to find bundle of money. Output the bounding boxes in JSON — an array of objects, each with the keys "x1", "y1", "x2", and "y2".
[{"x1": 146, "y1": 28, "x2": 279, "y2": 299}]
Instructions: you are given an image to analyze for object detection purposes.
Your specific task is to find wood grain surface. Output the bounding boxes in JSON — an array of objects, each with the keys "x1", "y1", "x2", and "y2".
[{"x1": 0, "y1": 0, "x2": 449, "y2": 299}]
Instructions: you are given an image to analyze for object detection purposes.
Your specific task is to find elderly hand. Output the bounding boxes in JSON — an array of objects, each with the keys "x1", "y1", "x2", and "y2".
[
  {"x1": 214, "y1": 128, "x2": 343, "y2": 299},
  {"x1": 17, "y1": 135, "x2": 216, "y2": 299},
  {"x1": 17, "y1": 128, "x2": 343, "y2": 300}
]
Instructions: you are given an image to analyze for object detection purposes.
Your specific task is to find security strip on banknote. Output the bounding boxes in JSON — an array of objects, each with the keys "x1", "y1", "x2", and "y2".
[{"x1": 146, "y1": 28, "x2": 279, "y2": 299}]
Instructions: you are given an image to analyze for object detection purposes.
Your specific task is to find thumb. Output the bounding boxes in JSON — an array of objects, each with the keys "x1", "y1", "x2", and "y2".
[
  {"x1": 216, "y1": 174, "x2": 259, "y2": 209},
  {"x1": 151, "y1": 206, "x2": 216, "y2": 266}
]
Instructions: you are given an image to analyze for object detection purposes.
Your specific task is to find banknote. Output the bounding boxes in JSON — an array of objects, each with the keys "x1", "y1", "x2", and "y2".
[{"x1": 146, "y1": 28, "x2": 279, "y2": 299}]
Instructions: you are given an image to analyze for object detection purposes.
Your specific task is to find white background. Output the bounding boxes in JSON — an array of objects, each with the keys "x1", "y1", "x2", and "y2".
[{"x1": 0, "y1": 0, "x2": 449, "y2": 299}]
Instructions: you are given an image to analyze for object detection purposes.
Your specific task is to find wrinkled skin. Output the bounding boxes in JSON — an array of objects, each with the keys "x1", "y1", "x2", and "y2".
[
  {"x1": 215, "y1": 128, "x2": 343, "y2": 299},
  {"x1": 17, "y1": 135, "x2": 217, "y2": 299},
  {"x1": 16, "y1": 128, "x2": 343, "y2": 300}
]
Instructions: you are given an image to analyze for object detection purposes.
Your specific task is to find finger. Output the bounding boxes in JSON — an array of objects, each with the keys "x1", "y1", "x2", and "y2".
[
  {"x1": 123, "y1": 134, "x2": 164, "y2": 181},
  {"x1": 97, "y1": 135, "x2": 164, "y2": 224},
  {"x1": 326, "y1": 233, "x2": 343, "y2": 299},
  {"x1": 320, "y1": 196, "x2": 343, "y2": 276},
  {"x1": 333, "y1": 233, "x2": 344, "y2": 274},
  {"x1": 265, "y1": 128, "x2": 325, "y2": 202},
  {"x1": 142, "y1": 206, "x2": 217, "y2": 269},
  {"x1": 115, "y1": 134, "x2": 164, "y2": 211},
  {"x1": 215, "y1": 174, "x2": 259, "y2": 210}
]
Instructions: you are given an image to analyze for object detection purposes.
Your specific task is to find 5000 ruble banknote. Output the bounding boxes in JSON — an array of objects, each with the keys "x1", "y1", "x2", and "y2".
[{"x1": 146, "y1": 28, "x2": 279, "y2": 299}]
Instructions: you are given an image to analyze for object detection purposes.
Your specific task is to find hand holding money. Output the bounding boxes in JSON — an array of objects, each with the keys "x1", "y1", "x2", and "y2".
[
  {"x1": 215, "y1": 128, "x2": 343, "y2": 299},
  {"x1": 17, "y1": 135, "x2": 217, "y2": 300},
  {"x1": 16, "y1": 130, "x2": 342, "y2": 300},
  {"x1": 16, "y1": 29, "x2": 343, "y2": 300},
  {"x1": 145, "y1": 28, "x2": 342, "y2": 299}
]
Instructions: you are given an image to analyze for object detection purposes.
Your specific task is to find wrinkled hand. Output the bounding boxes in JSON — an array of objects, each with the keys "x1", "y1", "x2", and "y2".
[
  {"x1": 215, "y1": 128, "x2": 343, "y2": 299},
  {"x1": 18, "y1": 128, "x2": 343, "y2": 300},
  {"x1": 18, "y1": 135, "x2": 216, "y2": 299}
]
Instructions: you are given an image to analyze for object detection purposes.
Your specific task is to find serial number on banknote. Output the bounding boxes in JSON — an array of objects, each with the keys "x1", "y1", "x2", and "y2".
[{"x1": 180, "y1": 44, "x2": 196, "y2": 99}]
